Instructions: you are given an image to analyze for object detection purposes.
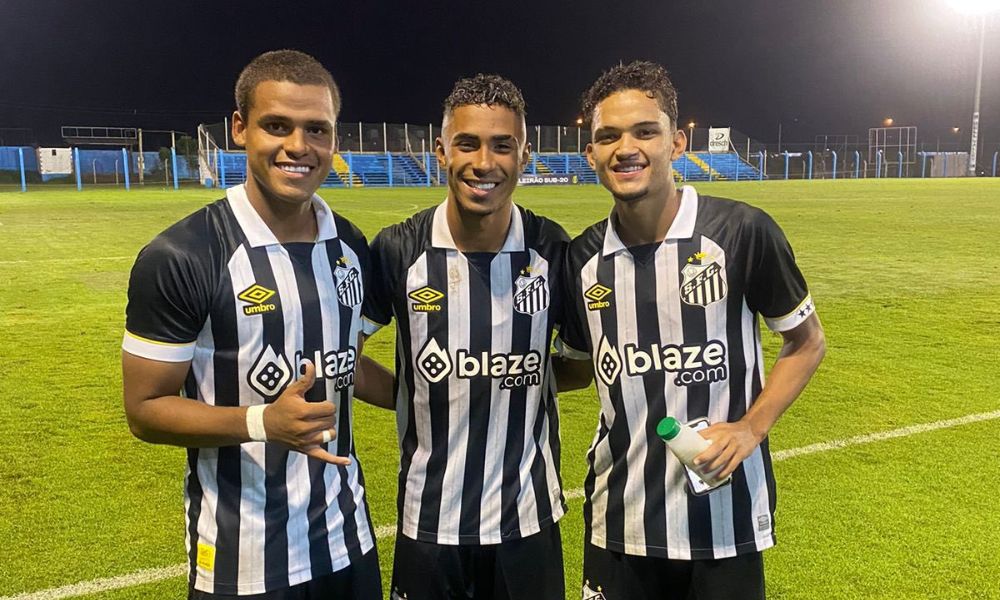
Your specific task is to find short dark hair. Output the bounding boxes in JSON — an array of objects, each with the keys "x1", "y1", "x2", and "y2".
[
  {"x1": 581, "y1": 60, "x2": 678, "y2": 128},
  {"x1": 443, "y1": 74, "x2": 527, "y2": 119},
  {"x1": 235, "y1": 50, "x2": 341, "y2": 118}
]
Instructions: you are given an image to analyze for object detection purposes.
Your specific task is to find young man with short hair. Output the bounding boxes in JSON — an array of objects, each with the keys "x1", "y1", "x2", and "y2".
[
  {"x1": 122, "y1": 50, "x2": 381, "y2": 599},
  {"x1": 557, "y1": 61, "x2": 827, "y2": 599},
  {"x1": 363, "y1": 74, "x2": 568, "y2": 600}
]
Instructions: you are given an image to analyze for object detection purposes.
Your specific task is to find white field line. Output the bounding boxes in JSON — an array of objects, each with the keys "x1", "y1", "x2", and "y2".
[
  {"x1": 0, "y1": 256, "x2": 132, "y2": 266},
  {"x1": 6, "y1": 409, "x2": 1000, "y2": 600}
]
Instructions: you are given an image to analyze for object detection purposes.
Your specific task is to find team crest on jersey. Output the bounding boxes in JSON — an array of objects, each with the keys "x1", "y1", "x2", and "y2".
[
  {"x1": 681, "y1": 251, "x2": 728, "y2": 307},
  {"x1": 584, "y1": 283, "x2": 613, "y2": 311},
  {"x1": 513, "y1": 268, "x2": 549, "y2": 315},
  {"x1": 238, "y1": 283, "x2": 278, "y2": 316},
  {"x1": 416, "y1": 338, "x2": 452, "y2": 383},
  {"x1": 248, "y1": 344, "x2": 293, "y2": 398},
  {"x1": 594, "y1": 335, "x2": 622, "y2": 387},
  {"x1": 582, "y1": 581, "x2": 607, "y2": 600},
  {"x1": 334, "y1": 264, "x2": 363, "y2": 308},
  {"x1": 409, "y1": 286, "x2": 445, "y2": 312}
]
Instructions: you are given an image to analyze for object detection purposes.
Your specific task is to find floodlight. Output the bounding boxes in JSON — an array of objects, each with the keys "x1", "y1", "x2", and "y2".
[{"x1": 945, "y1": 0, "x2": 1000, "y2": 15}]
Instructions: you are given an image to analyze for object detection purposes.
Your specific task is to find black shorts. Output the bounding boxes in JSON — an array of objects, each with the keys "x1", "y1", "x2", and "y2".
[
  {"x1": 188, "y1": 546, "x2": 381, "y2": 600},
  {"x1": 391, "y1": 523, "x2": 564, "y2": 600},
  {"x1": 582, "y1": 542, "x2": 765, "y2": 600}
]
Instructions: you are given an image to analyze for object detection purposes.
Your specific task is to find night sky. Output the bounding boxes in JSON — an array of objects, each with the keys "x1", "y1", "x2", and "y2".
[{"x1": 2, "y1": 0, "x2": 998, "y2": 148}]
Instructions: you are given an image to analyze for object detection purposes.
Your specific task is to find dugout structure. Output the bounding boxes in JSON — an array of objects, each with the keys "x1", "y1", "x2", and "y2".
[{"x1": 868, "y1": 126, "x2": 917, "y2": 177}]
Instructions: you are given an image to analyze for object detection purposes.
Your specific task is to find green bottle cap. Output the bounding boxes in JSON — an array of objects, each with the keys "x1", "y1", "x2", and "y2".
[{"x1": 656, "y1": 417, "x2": 681, "y2": 441}]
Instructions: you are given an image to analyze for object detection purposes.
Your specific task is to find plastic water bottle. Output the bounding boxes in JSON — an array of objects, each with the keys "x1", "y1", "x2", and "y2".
[{"x1": 656, "y1": 416, "x2": 724, "y2": 487}]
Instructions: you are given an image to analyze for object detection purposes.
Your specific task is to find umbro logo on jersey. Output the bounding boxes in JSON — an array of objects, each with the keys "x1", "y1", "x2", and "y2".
[
  {"x1": 334, "y1": 265, "x2": 363, "y2": 308},
  {"x1": 248, "y1": 344, "x2": 293, "y2": 398},
  {"x1": 513, "y1": 274, "x2": 549, "y2": 315},
  {"x1": 594, "y1": 336, "x2": 729, "y2": 387},
  {"x1": 409, "y1": 286, "x2": 445, "y2": 312},
  {"x1": 584, "y1": 283, "x2": 613, "y2": 311},
  {"x1": 681, "y1": 252, "x2": 728, "y2": 307},
  {"x1": 238, "y1": 284, "x2": 278, "y2": 316}
]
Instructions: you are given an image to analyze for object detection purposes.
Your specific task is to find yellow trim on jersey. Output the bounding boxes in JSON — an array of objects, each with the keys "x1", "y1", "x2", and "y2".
[
  {"x1": 764, "y1": 294, "x2": 815, "y2": 332},
  {"x1": 124, "y1": 330, "x2": 194, "y2": 347}
]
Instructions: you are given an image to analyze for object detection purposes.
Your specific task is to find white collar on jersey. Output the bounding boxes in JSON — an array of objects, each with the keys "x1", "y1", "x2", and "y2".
[
  {"x1": 225, "y1": 184, "x2": 339, "y2": 248},
  {"x1": 601, "y1": 185, "x2": 698, "y2": 257},
  {"x1": 430, "y1": 199, "x2": 526, "y2": 252}
]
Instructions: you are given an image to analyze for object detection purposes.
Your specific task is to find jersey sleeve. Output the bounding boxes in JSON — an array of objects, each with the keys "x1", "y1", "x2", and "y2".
[
  {"x1": 362, "y1": 229, "x2": 394, "y2": 336},
  {"x1": 538, "y1": 218, "x2": 571, "y2": 329},
  {"x1": 745, "y1": 210, "x2": 815, "y2": 332},
  {"x1": 123, "y1": 234, "x2": 215, "y2": 362},
  {"x1": 555, "y1": 243, "x2": 592, "y2": 360}
]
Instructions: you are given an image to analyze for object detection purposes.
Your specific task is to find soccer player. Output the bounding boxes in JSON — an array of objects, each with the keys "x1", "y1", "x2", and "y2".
[
  {"x1": 122, "y1": 50, "x2": 382, "y2": 599},
  {"x1": 362, "y1": 74, "x2": 568, "y2": 600},
  {"x1": 556, "y1": 61, "x2": 827, "y2": 599}
]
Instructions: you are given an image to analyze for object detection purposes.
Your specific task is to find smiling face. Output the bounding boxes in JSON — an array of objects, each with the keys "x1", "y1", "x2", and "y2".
[
  {"x1": 436, "y1": 103, "x2": 529, "y2": 218},
  {"x1": 231, "y1": 80, "x2": 336, "y2": 210},
  {"x1": 585, "y1": 88, "x2": 686, "y2": 204}
]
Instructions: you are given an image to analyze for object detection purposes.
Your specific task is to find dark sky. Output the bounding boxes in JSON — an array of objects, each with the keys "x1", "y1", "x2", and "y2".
[{"x1": 2, "y1": 0, "x2": 998, "y2": 148}]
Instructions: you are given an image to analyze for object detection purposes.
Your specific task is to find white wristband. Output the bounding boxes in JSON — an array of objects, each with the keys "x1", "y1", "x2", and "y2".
[{"x1": 246, "y1": 405, "x2": 268, "y2": 442}]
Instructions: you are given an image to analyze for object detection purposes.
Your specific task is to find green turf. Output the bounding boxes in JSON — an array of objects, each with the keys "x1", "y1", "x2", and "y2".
[{"x1": 1, "y1": 179, "x2": 999, "y2": 599}]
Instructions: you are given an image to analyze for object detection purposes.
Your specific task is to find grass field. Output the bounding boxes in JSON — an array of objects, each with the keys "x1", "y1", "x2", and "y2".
[{"x1": 1, "y1": 179, "x2": 999, "y2": 600}]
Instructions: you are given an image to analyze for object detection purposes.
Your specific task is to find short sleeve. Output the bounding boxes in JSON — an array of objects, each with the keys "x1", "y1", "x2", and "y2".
[
  {"x1": 123, "y1": 236, "x2": 214, "y2": 362},
  {"x1": 745, "y1": 211, "x2": 815, "y2": 332},
  {"x1": 555, "y1": 246, "x2": 592, "y2": 360},
  {"x1": 362, "y1": 230, "x2": 394, "y2": 336}
]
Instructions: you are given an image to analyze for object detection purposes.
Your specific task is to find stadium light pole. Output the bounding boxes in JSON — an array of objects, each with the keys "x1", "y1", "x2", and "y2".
[
  {"x1": 687, "y1": 121, "x2": 695, "y2": 153},
  {"x1": 945, "y1": 0, "x2": 1000, "y2": 175}
]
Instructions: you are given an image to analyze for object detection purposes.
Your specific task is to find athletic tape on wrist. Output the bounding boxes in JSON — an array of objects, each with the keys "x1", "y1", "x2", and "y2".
[{"x1": 246, "y1": 405, "x2": 268, "y2": 442}]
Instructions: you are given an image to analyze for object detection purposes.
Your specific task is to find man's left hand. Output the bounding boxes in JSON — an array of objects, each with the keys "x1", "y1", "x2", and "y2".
[{"x1": 692, "y1": 420, "x2": 762, "y2": 481}]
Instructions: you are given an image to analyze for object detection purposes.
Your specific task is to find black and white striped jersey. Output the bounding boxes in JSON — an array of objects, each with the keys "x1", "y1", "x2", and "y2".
[
  {"x1": 559, "y1": 186, "x2": 815, "y2": 561},
  {"x1": 363, "y1": 202, "x2": 568, "y2": 545},
  {"x1": 123, "y1": 185, "x2": 375, "y2": 595}
]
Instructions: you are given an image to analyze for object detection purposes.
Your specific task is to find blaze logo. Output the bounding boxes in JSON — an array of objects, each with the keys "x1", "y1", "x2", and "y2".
[
  {"x1": 409, "y1": 286, "x2": 445, "y2": 312},
  {"x1": 248, "y1": 344, "x2": 292, "y2": 398},
  {"x1": 416, "y1": 338, "x2": 452, "y2": 383},
  {"x1": 593, "y1": 335, "x2": 729, "y2": 387},
  {"x1": 294, "y1": 347, "x2": 357, "y2": 391},
  {"x1": 414, "y1": 339, "x2": 543, "y2": 389},
  {"x1": 238, "y1": 284, "x2": 278, "y2": 316},
  {"x1": 248, "y1": 345, "x2": 358, "y2": 398},
  {"x1": 584, "y1": 283, "x2": 613, "y2": 311},
  {"x1": 595, "y1": 336, "x2": 622, "y2": 387}
]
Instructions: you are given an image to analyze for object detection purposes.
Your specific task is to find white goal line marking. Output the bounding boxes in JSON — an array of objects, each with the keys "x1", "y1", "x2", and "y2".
[
  {"x1": 0, "y1": 256, "x2": 132, "y2": 266},
  {"x1": 6, "y1": 409, "x2": 999, "y2": 600}
]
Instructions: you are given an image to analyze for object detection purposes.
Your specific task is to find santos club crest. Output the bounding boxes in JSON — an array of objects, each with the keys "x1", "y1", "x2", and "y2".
[
  {"x1": 513, "y1": 274, "x2": 549, "y2": 315},
  {"x1": 335, "y1": 265, "x2": 363, "y2": 308},
  {"x1": 681, "y1": 252, "x2": 727, "y2": 307}
]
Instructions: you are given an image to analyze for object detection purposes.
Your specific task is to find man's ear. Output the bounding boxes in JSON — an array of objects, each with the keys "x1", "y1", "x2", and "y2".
[
  {"x1": 231, "y1": 110, "x2": 247, "y2": 148},
  {"x1": 584, "y1": 142, "x2": 596, "y2": 170},
  {"x1": 434, "y1": 136, "x2": 447, "y2": 168},
  {"x1": 671, "y1": 129, "x2": 687, "y2": 160}
]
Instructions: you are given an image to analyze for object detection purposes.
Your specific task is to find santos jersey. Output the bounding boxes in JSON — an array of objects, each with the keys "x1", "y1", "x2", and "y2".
[
  {"x1": 559, "y1": 186, "x2": 816, "y2": 561},
  {"x1": 363, "y1": 202, "x2": 568, "y2": 545},
  {"x1": 123, "y1": 185, "x2": 375, "y2": 595}
]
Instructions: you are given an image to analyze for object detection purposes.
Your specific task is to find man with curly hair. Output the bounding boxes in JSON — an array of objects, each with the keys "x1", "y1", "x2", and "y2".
[
  {"x1": 556, "y1": 60, "x2": 827, "y2": 599},
  {"x1": 362, "y1": 74, "x2": 570, "y2": 599}
]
